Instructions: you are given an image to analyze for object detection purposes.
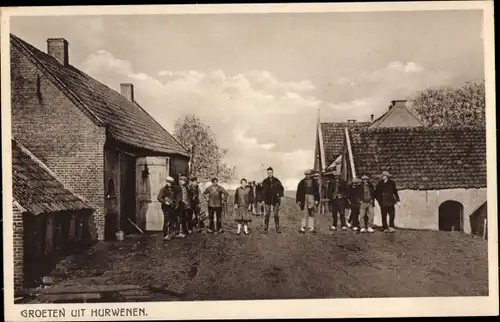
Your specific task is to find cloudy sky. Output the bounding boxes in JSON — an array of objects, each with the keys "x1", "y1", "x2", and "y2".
[{"x1": 11, "y1": 10, "x2": 484, "y2": 189}]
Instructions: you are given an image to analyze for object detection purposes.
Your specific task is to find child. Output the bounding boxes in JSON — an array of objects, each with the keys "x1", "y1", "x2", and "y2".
[
  {"x1": 234, "y1": 178, "x2": 254, "y2": 235},
  {"x1": 157, "y1": 176, "x2": 177, "y2": 240}
]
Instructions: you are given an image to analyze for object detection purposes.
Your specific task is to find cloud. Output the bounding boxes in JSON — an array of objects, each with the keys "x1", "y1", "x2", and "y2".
[
  {"x1": 80, "y1": 51, "x2": 456, "y2": 187},
  {"x1": 81, "y1": 51, "x2": 319, "y2": 186},
  {"x1": 323, "y1": 61, "x2": 453, "y2": 122}
]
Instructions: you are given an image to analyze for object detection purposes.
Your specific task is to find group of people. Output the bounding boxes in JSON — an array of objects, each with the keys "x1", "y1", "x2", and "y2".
[
  {"x1": 157, "y1": 166, "x2": 400, "y2": 240},
  {"x1": 296, "y1": 169, "x2": 400, "y2": 234},
  {"x1": 157, "y1": 167, "x2": 285, "y2": 240}
]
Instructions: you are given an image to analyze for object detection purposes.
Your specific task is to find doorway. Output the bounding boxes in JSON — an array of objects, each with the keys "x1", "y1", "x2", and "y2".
[
  {"x1": 438, "y1": 200, "x2": 464, "y2": 232},
  {"x1": 120, "y1": 153, "x2": 137, "y2": 234}
]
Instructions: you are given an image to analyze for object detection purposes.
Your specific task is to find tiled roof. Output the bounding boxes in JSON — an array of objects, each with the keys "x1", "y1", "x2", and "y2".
[
  {"x1": 320, "y1": 122, "x2": 370, "y2": 166},
  {"x1": 11, "y1": 34, "x2": 189, "y2": 157},
  {"x1": 348, "y1": 126, "x2": 486, "y2": 190},
  {"x1": 12, "y1": 140, "x2": 94, "y2": 215}
]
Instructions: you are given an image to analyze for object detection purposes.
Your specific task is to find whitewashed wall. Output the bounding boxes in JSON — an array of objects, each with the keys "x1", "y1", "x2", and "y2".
[{"x1": 373, "y1": 188, "x2": 487, "y2": 234}]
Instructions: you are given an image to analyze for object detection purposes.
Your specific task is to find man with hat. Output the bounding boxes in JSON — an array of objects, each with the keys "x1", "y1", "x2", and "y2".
[
  {"x1": 358, "y1": 174, "x2": 376, "y2": 233},
  {"x1": 346, "y1": 177, "x2": 362, "y2": 230},
  {"x1": 188, "y1": 176, "x2": 203, "y2": 232},
  {"x1": 157, "y1": 176, "x2": 178, "y2": 240},
  {"x1": 375, "y1": 170, "x2": 400, "y2": 233},
  {"x1": 296, "y1": 169, "x2": 320, "y2": 233},
  {"x1": 327, "y1": 171, "x2": 348, "y2": 231},
  {"x1": 176, "y1": 175, "x2": 193, "y2": 236}
]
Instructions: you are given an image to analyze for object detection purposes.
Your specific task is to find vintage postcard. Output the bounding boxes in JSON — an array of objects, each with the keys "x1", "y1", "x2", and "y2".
[{"x1": 1, "y1": 2, "x2": 498, "y2": 320}]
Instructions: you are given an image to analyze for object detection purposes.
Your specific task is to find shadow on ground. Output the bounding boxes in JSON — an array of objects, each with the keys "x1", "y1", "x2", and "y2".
[{"x1": 29, "y1": 197, "x2": 488, "y2": 303}]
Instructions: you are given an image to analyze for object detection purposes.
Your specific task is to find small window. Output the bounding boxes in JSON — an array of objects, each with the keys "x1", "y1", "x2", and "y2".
[{"x1": 106, "y1": 178, "x2": 116, "y2": 199}]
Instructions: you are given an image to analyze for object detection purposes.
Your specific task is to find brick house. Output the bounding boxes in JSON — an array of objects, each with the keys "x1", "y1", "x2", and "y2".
[
  {"x1": 10, "y1": 34, "x2": 190, "y2": 240},
  {"x1": 340, "y1": 126, "x2": 486, "y2": 233},
  {"x1": 12, "y1": 139, "x2": 95, "y2": 289},
  {"x1": 369, "y1": 100, "x2": 425, "y2": 128}
]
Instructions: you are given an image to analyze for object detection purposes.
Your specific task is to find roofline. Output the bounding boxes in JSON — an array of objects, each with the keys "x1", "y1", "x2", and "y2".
[
  {"x1": 12, "y1": 139, "x2": 94, "y2": 208},
  {"x1": 344, "y1": 127, "x2": 357, "y2": 179},
  {"x1": 369, "y1": 103, "x2": 424, "y2": 128},
  {"x1": 13, "y1": 200, "x2": 27, "y2": 213},
  {"x1": 317, "y1": 122, "x2": 326, "y2": 170},
  {"x1": 131, "y1": 101, "x2": 190, "y2": 156},
  {"x1": 11, "y1": 34, "x2": 106, "y2": 127}
]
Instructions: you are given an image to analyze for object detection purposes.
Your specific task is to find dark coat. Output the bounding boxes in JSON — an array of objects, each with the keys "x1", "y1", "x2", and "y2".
[
  {"x1": 262, "y1": 176, "x2": 284, "y2": 205},
  {"x1": 234, "y1": 186, "x2": 255, "y2": 206},
  {"x1": 157, "y1": 184, "x2": 177, "y2": 210},
  {"x1": 254, "y1": 183, "x2": 264, "y2": 202},
  {"x1": 188, "y1": 183, "x2": 201, "y2": 208},
  {"x1": 348, "y1": 182, "x2": 376, "y2": 207},
  {"x1": 327, "y1": 178, "x2": 348, "y2": 200},
  {"x1": 375, "y1": 179, "x2": 400, "y2": 207},
  {"x1": 296, "y1": 177, "x2": 320, "y2": 210}
]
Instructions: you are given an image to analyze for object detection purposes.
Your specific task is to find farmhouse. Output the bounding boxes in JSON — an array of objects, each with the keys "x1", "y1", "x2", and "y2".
[
  {"x1": 10, "y1": 34, "x2": 190, "y2": 240},
  {"x1": 12, "y1": 139, "x2": 95, "y2": 288},
  {"x1": 340, "y1": 126, "x2": 487, "y2": 234}
]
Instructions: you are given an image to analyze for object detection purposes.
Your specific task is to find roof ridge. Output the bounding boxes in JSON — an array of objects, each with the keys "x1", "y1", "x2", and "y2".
[
  {"x1": 12, "y1": 139, "x2": 93, "y2": 207},
  {"x1": 364, "y1": 125, "x2": 486, "y2": 133},
  {"x1": 132, "y1": 101, "x2": 189, "y2": 154},
  {"x1": 10, "y1": 34, "x2": 105, "y2": 126}
]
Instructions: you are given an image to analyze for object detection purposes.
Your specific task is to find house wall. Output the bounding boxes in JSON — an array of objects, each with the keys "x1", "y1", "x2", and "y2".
[
  {"x1": 104, "y1": 148, "x2": 120, "y2": 238},
  {"x1": 169, "y1": 156, "x2": 190, "y2": 179},
  {"x1": 13, "y1": 202, "x2": 24, "y2": 289},
  {"x1": 372, "y1": 188, "x2": 487, "y2": 233},
  {"x1": 11, "y1": 45, "x2": 106, "y2": 240}
]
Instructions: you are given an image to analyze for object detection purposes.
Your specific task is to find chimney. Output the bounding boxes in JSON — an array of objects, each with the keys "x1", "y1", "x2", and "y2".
[
  {"x1": 47, "y1": 38, "x2": 69, "y2": 66},
  {"x1": 389, "y1": 100, "x2": 407, "y2": 110},
  {"x1": 120, "y1": 83, "x2": 134, "y2": 101},
  {"x1": 370, "y1": 114, "x2": 374, "y2": 122}
]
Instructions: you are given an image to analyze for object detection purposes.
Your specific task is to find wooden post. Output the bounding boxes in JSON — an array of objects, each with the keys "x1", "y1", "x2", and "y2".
[{"x1": 483, "y1": 218, "x2": 487, "y2": 239}]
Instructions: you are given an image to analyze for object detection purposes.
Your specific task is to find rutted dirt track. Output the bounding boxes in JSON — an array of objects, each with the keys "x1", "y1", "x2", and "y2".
[{"x1": 36, "y1": 197, "x2": 488, "y2": 302}]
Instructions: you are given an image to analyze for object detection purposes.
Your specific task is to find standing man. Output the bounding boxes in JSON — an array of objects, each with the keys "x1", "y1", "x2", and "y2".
[
  {"x1": 296, "y1": 169, "x2": 320, "y2": 233},
  {"x1": 157, "y1": 176, "x2": 178, "y2": 240},
  {"x1": 254, "y1": 181, "x2": 264, "y2": 216},
  {"x1": 358, "y1": 174, "x2": 376, "y2": 233},
  {"x1": 178, "y1": 176, "x2": 194, "y2": 235},
  {"x1": 262, "y1": 167, "x2": 285, "y2": 234},
  {"x1": 328, "y1": 172, "x2": 348, "y2": 231},
  {"x1": 375, "y1": 171, "x2": 400, "y2": 233},
  {"x1": 203, "y1": 177, "x2": 229, "y2": 234},
  {"x1": 188, "y1": 176, "x2": 203, "y2": 232}
]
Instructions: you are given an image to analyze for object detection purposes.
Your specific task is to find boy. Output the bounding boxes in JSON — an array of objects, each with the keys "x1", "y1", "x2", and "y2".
[
  {"x1": 296, "y1": 169, "x2": 320, "y2": 233},
  {"x1": 203, "y1": 177, "x2": 229, "y2": 234}
]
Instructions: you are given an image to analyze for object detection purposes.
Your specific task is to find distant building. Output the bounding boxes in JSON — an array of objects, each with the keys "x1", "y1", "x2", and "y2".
[
  {"x1": 12, "y1": 139, "x2": 95, "y2": 288},
  {"x1": 341, "y1": 126, "x2": 486, "y2": 233},
  {"x1": 10, "y1": 34, "x2": 190, "y2": 240},
  {"x1": 369, "y1": 100, "x2": 425, "y2": 128}
]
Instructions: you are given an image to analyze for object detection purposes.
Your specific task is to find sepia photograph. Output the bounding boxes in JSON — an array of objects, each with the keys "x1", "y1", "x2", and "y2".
[{"x1": 1, "y1": 2, "x2": 498, "y2": 320}]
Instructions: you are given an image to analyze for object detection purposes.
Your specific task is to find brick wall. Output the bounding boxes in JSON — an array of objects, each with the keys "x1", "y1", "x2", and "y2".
[
  {"x1": 13, "y1": 202, "x2": 24, "y2": 288},
  {"x1": 11, "y1": 44, "x2": 106, "y2": 240}
]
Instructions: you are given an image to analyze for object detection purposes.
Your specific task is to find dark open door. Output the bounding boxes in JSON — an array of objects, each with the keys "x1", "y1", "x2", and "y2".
[{"x1": 120, "y1": 154, "x2": 137, "y2": 234}]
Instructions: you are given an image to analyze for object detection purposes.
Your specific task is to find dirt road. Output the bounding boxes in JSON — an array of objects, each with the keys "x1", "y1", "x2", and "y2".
[{"x1": 40, "y1": 197, "x2": 488, "y2": 302}]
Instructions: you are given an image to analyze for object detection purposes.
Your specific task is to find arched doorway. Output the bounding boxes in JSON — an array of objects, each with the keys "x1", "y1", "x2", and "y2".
[{"x1": 438, "y1": 200, "x2": 464, "y2": 232}]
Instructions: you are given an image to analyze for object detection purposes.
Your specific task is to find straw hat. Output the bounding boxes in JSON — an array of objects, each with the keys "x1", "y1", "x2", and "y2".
[
  {"x1": 166, "y1": 176, "x2": 175, "y2": 182},
  {"x1": 304, "y1": 169, "x2": 313, "y2": 175},
  {"x1": 352, "y1": 177, "x2": 362, "y2": 183},
  {"x1": 381, "y1": 171, "x2": 391, "y2": 177},
  {"x1": 361, "y1": 174, "x2": 369, "y2": 180}
]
